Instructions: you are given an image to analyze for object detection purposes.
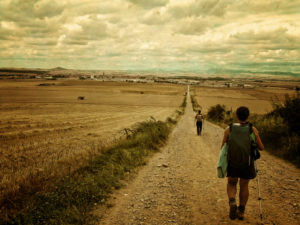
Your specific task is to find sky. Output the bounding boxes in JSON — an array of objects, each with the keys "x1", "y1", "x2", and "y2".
[{"x1": 0, "y1": 0, "x2": 299, "y2": 76}]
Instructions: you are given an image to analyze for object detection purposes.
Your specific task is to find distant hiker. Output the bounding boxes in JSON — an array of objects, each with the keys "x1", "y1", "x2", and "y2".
[
  {"x1": 195, "y1": 110, "x2": 203, "y2": 135},
  {"x1": 221, "y1": 106, "x2": 264, "y2": 220}
]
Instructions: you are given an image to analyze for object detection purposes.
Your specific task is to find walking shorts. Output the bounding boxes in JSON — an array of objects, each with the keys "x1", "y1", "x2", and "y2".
[{"x1": 227, "y1": 161, "x2": 256, "y2": 179}]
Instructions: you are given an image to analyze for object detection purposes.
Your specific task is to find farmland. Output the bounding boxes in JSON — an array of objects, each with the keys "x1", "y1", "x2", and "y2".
[
  {"x1": 0, "y1": 80, "x2": 186, "y2": 202},
  {"x1": 191, "y1": 86, "x2": 296, "y2": 114}
]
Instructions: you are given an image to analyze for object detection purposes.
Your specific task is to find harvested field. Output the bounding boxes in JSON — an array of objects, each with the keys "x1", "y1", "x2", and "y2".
[
  {"x1": 191, "y1": 86, "x2": 295, "y2": 114},
  {"x1": 0, "y1": 80, "x2": 186, "y2": 202}
]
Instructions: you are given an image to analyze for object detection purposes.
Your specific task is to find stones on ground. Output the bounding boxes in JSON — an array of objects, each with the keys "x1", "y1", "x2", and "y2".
[{"x1": 157, "y1": 163, "x2": 169, "y2": 168}]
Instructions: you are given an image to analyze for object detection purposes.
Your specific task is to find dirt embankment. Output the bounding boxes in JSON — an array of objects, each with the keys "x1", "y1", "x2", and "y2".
[{"x1": 95, "y1": 92, "x2": 300, "y2": 225}]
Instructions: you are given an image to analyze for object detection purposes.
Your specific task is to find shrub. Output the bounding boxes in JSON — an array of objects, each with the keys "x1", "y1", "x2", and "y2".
[
  {"x1": 276, "y1": 93, "x2": 300, "y2": 135},
  {"x1": 252, "y1": 115, "x2": 288, "y2": 150},
  {"x1": 207, "y1": 104, "x2": 226, "y2": 122},
  {"x1": 254, "y1": 93, "x2": 300, "y2": 166}
]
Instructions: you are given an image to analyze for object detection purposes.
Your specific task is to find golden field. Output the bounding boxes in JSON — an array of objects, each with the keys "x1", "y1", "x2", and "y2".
[
  {"x1": 0, "y1": 80, "x2": 186, "y2": 200},
  {"x1": 191, "y1": 86, "x2": 295, "y2": 114}
]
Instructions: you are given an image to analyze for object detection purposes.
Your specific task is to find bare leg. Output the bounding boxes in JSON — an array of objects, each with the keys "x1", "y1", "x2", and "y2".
[
  {"x1": 239, "y1": 178, "x2": 250, "y2": 206},
  {"x1": 227, "y1": 177, "x2": 238, "y2": 219},
  {"x1": 227, "y1": 177, "x2": 238, "y2": 199},
  {"x1": 237, "y1": 178, "x2": 249, "y2": 220}
]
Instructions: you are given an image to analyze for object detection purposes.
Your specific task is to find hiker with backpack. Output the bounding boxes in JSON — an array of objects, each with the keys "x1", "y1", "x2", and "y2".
[
  {"x1": 220, "y1": 106, "x2": 264, "y2": 220},
  {"x1": 195, "y1": 110, "x2": 204, "y2": 135}
]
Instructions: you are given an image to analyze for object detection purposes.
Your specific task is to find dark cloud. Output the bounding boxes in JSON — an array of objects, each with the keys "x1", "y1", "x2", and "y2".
[
  {"x1": 168, "y1": 0, "x2": 228, "y2": 18},
  {"x1": 104, "y1": 51, "x2": 122, "y2": 57},
  {"x1": 34, "y1": 0, "x2": 65, "y2": 19},
  {"x1": 233, "y1": 0, "x2": 300, "y2": 15},
  {"x1": 61, "y1": 18, "x2": 109, "y2": 46},
  {"x1": 66, "y1": 1, "x2": 124, "y2": 16},
  {"x1": 186, "y1": 45, "x2": 231, "y2": 54},
  {"x1": 229, "y1": 28, "x2": 300, "y2": 51},
  {"x1": 127, "y1": 0, "x2": 169, "y2": 9},
  {"x1": 63, "y1": 40, "x2": 88, "y2": 46},
  {"x1": 78, "y1": 18, "x2": 109, "y2": 40},
  {"x1": 230, "y1": 28, "x2": 288, "y2": 42},
  {"x1": 174, "y1": 17, "x2": 208, "y2": 35},
  {"x1": 2, "y1": 0, "x2": 64, "y2": 21},
  {"x1": 142, "y1": 10, "x2": 170, "y2": 25},
  {"x1": 26, "y1": 39, "x2": 57, "y2": 46}
]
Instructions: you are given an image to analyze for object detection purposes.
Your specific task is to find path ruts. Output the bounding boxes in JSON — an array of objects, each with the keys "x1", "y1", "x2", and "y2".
[{"x1": 96, "y1": 90, "x2": 300, "y2": 225}]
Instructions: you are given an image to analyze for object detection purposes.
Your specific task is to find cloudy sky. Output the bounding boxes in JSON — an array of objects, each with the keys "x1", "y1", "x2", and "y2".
[{"x1": 0, "y1": 0, "x2": 299, "y2": 76}]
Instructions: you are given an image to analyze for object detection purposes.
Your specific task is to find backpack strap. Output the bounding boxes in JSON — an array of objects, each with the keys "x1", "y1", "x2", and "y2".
[
  {"x1": 230, "y1": 122, "x2": 252, "y2": 133},
  {"x1": 248, "y1": 122, "x2": 260, "y2": 160},
  {"x1": 226, "y1": 123, "x2": 233, "y2": 143},
  {"x1": 248, "y1": 122, "x2": 253, "y2": 134},
  {"x1": 229, "y1": 123, "x2": 233, "y2": 132}
]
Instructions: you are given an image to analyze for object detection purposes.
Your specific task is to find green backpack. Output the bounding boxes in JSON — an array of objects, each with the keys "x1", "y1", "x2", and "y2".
[
  {"x1": 228, "y1": 123, "x2": 260, "y2": 169},
  {"x1": 249, "y1": 124, "x2": 261, "y2": 161}
]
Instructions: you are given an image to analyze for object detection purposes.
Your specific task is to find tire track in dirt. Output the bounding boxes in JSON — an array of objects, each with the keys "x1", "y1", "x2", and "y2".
[{"x1": 96, "y1": 91, "x2": 300, "y2": 225}]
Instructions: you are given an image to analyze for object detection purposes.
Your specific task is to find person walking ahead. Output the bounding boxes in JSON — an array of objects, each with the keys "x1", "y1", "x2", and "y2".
[
  {"x1": 195, "y1": 110, "x2": 203, "y2": 135},
  {"x1": 221, "y1": 106, "x2": 264, "y2": 220}
]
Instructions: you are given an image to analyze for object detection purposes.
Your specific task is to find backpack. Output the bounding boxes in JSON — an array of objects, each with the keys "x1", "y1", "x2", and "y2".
[
  {"x1": 227, "y1": 123, "x2": 260, "y2": 168},
  {"x1": 249, "y1": 124, "x2": 261, "y2": 161},
  {"x1": 196, "y1": 114, "x2": 203, "y2": 122}
]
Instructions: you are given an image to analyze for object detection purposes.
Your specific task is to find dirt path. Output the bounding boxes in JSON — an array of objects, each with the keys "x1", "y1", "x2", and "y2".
[{"x1": 96, "y1": 90, "x2": 300, "y2": 225}]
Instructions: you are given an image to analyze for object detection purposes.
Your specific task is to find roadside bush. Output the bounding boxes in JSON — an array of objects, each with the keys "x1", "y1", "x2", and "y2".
[
  {"x1": 254, "y1": 93, "x2": 300, "y2": 165},
  {"x1": 269, "y1": 92, "x2": 300, "y2": 135},
  {"x1": 207, "y1": 104, "x2": 226, "y2": 122},
  {"x1": 252, "y1": 115, "x2": 288, "y2": 150},
  {"x1": 254, "y1": 114, "x2": 300, "y2": 165}
]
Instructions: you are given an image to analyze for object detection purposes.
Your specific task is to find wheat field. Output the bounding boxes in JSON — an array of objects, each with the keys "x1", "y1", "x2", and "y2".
[
  {"x1": 191, "y1": 86, "x2": 295, "y2": 114},
  {"x1": 0, "y1": 80, "x2": 186, "y2": 201}
]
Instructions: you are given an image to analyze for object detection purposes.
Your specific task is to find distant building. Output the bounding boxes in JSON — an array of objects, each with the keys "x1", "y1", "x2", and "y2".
[
  {"x1": 45, "y1": 76, "x2": 55, "y2": 80},
  {"x1": 225, "y1": 82, "x2": 232, "y2": 88}
]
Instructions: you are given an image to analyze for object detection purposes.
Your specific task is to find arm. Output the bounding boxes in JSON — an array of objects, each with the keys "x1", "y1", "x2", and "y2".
[
  {"x1": 253, "y1": 127, "x2": 264, "y2": 150},
  {"x1": 221, "y1": 127, "x2": 230, "y2": 149}
]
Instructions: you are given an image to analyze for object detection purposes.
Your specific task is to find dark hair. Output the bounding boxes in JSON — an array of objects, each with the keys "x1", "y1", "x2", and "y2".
[
  {"x1": 236, "y1": 106, "x2": 249, "y2": 121},
  {"x1": 198, "y1": 110, "x2": 201, "y2": 114}
]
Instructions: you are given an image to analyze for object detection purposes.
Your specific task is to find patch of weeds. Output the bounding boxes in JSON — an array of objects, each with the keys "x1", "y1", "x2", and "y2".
[
  {"x1": 1, "y1": 118, "x2": 174, "y2": 225},
  {"x1": 189, "y1": 90, "x2": 201, "y2": 112}
]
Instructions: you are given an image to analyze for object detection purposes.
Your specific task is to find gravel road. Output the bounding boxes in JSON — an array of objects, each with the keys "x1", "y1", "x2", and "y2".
[{"x1": 96, "y1": 90, "x2": 300, "y2": 225}]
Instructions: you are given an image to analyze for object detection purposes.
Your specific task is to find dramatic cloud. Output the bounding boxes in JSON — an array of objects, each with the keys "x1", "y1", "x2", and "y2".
[{"x1": 0, "y1": 0, "x2": 299, "y2": 75}]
